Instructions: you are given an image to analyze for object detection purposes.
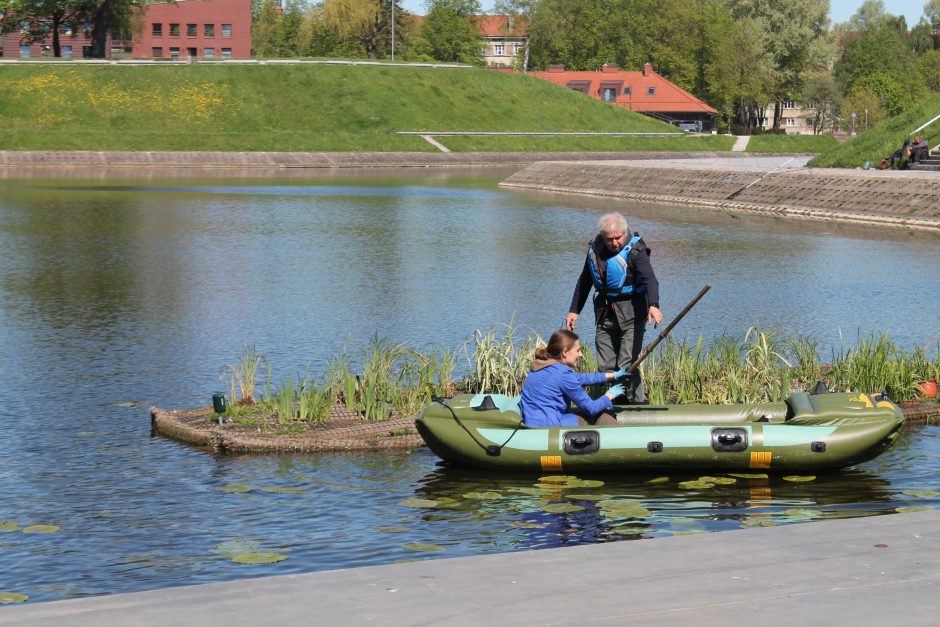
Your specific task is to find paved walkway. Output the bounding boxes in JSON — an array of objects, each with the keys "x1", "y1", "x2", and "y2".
[
  {"x1": 2, "y1": 510, "x2": 936, "y2": 626},
  {"x1": 732, "y1": 135, "x2": 751, "y2": 151}
]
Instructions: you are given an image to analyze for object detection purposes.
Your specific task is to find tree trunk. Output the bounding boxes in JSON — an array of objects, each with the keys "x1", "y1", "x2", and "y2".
[
  {"x1": 90, "y1": 1, "x2": 113, "y2": 59},
  {"x1": 772, "y1": 101, "x2": 782, "y2": 129}
]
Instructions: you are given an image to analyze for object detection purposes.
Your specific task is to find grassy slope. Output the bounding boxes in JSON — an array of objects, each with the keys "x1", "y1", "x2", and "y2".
[
  {"x1": 809, "y1": 94, "x2": 940, "y2": 168},
  {"x1": 746, "y1": 134, "x2": 838, "y2": 153},
  {"x1": 0, "y1": 63, "x2": 695, "y2": 152}
]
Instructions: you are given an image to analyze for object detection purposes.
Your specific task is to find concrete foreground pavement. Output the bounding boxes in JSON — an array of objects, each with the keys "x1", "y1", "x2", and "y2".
[{"x1": 2, "y1": 510, "x2": 937, "y2": 626}]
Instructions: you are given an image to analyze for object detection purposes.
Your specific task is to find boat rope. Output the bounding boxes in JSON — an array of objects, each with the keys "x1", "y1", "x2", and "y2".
[{"x1": 431, "y1": 397, "x2": 524, "y2": 457}]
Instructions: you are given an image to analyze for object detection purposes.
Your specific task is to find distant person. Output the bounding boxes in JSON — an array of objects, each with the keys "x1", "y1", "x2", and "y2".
[
  {"x1": 519, "y1": 330, "x2": 628, "y2": 427},
  {"x1": 879, "y1": 139, "x2": 911, "y2": 170},
  {"x1": 910, "y1": 135, "x2": 929, "y2": 164},
  {"x1": 565, "y1": 213, "x2": 662, "y2": 404}
]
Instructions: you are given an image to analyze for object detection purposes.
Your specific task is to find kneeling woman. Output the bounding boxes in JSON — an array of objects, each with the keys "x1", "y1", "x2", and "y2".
[{"x1": 520, "y1": 329, "x2": 626, "y2": 427}]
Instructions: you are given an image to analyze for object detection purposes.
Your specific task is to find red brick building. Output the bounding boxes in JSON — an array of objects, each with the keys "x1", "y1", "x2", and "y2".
[
  {"x1": 135, "y1": 0, "x2": 252, "y2": 60},
  {"x1": 0, "y1": 0, "x2": 251, "y2": 59},
  {"x1": 530, "y1": 63, "x2": 718, "y2": 130}
]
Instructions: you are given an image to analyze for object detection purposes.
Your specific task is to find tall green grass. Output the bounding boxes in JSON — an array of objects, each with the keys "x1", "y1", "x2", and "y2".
[
  {"x1": 809, "y1": 93, "x2": 940, "y2": 168},
  {"x1": 0, "y1": 64, "x2": 677, "y2": 152}
]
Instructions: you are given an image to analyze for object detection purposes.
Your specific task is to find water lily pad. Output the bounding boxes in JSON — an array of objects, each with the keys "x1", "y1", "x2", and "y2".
[
  {"x1": 219, "y1": 483, "x2": 252, "y2": 493},
  {"x1": 462, "y1": 491, "x2": 502, "y2": 500},
  {"x1": 543, "y1": 503, "x2": 584, "y2": 513},
  {"x1": 433, "y1": 497, "x2": 461, "y2": 508},
  {"x1": 0, "y1": 592, "x2": 28, "y2": 604},
  {"x1": 563, "y1": 479, "x2": 604, "y2": 488},
  {"x1": 403, "y1": 543, "x2": 443, "y2": 553},
  {"x1": 783, "y1": 509, "x2": 820, "y2": 517},
  {"x1": 610, "y1": 524, "x2": 647, "y2": 535},
  {"x1": 232, "y1": 552, "x2": 288, "y2": 564},
  {"x1": 729, "y1": 473, "x2": 768, "y2": 479},
  {"x1": 22, "y1": 525, "x2": 60, "y2": 534},
  {"x1": 782, "y1": 475, "x2": 816, "y2": 483},
  {"x1": 700, "y1": 476, "x2": 737, "y2": 485},
  {"x1": 565, "y1": 493, "x2": 610, "y2": 501},
  {"x1": 114, "y1": 401, "x2": 138, "y2": 407},
  {"x1": 741, "y1": 519, "x2": 777, "y2": 527},
  {"x1": 400, "y1": 498, "x2": 438, "y2": 508},
  {"x1": 509, "y1": 520, "x2": 547, "y2": 529},
  {"x1": 261, "y1": 486, "x2": 303, "y2": 495},
  {"x1": 215, "y1": 539, "x2": 261, "y2": 557},
  {"x1": 599, "y1": 500, "x2": 651, "y2": 518},
  {"x1": 896, "y1": 506, "x2": 931, "y2": 513},
  {"x1": 678, "y1": 480, "x2": 714, "y2": 489},
  {"x1": 539, "y1": 475, "x2": 576, "y2": 483},
  {"x1": 646, "y1": 476, "x2": 670, "y2": 484},
  {"x1": 668, "y1": 518, "x2": 707, "y2": 531},
  {"x1": 901, "y1": 489, "x2": 940, "y2": 498},
  {"x1": 0, "y1": 521, "x2": 20, "y2": 533},
  {"x1": 376, "y1": 526, "x2": 410, "y2": 533}
]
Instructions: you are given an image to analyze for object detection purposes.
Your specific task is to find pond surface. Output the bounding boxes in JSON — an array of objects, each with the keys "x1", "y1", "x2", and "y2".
[{"x1": 0, "y1": 168, "x2": 938, "y2": 603}]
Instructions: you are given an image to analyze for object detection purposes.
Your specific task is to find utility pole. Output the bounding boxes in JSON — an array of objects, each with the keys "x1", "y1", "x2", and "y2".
[{"x1": 391, "y1": 1, "x2": 395, "y2": 61}]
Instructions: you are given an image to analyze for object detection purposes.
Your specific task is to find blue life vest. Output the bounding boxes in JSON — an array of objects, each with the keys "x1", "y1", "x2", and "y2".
[{"x1": 587, "y1": 234, "x2": 647, "y2": 298}]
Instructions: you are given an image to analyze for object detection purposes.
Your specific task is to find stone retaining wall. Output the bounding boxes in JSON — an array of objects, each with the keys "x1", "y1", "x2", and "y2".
[{"x1": 501, "y1": 161, "x2": 940, "y2": 232}]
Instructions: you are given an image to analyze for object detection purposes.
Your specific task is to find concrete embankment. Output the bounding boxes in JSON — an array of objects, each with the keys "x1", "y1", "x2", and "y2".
[
  {"x1": 2, "y1": 510, "x2": 937, "y2": 626},
  {"x1": 500, "y1": 158, "x2": 940, "y2": 232},
  {"x1": 0, "y1": 150, "x2": 738, "y2": 170}
]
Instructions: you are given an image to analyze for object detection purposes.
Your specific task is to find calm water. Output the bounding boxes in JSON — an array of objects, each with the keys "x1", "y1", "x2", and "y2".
[{"x1": 0, "y1": 168, "x2": 938, "y2": 603}]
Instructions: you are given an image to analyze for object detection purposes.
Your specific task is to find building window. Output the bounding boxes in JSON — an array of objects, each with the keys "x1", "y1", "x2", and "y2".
[
  {"x1": 169, "y1": 47, "x2": 180, "y2": 59},
  {"x1": 494, "y1": 43, "x2": 504, "y2": 55},
  {"x1": 623, "y1": 86, "x2": 632, "y2": 95},
  {"x1": 221, "y1": 24, "x2": 232, "y2": 38},
  {"x1": 782, "y1": 100, "x2": 795, "y2": 109},
  {"x1": 152, "y1": 47, "x2": 163, "y2": 57},
  {"x1": 62, "y1": 45, "x2": 72, "y2": 57},
  {"x1": 647, "y1": 87, "x2": 656, "y2": 95},
  {"x1": 221, "y1": 47, "x2": 232, "y2": 58},
  {"x1": 602, "y1": 87, "x2": 617, "y2": 102},
  {"x1": 187, "y1": 24, "x2": 197, "y2": 37},
  {"x1": 204, "y1": 24, "x2": 215, "y2": 37},
  {"x1": 169, "y1": 23, "x2": 179, "y2": 37},
  {"x1": 152, "y1": 23, "x2": 162, "y2": 36},
  {"x1": 785, "y1": 117, "x2": 795, "y2": 127},
  {"x1": 204, "y1": 47, "x2": 215, "y2": 58},
  {"x1": 62, "y1": 23, "x2": 73, "y2": 36},
  {"x1": 19, "y1": 44, "x2": 30, "y2": 58}
]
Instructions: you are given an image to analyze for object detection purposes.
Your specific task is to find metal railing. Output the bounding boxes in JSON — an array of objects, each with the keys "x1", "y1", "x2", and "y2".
[{"x1": 910, "y1": 112, "x2": 940, "y2": 137}]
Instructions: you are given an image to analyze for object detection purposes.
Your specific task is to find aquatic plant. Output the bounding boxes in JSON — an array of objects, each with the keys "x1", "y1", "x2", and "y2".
[
  {"x1": 462, "y1": 319, "x2": 542, "y2": 397},
  {"x1": 220, "y1": 344, "x2": 270, "y2": 404}
]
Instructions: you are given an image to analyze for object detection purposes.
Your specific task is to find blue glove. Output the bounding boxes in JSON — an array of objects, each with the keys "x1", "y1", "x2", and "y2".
[
  {"x1": 613, "y1": 366, "x2": 631, "y2": 382},
  {"x1": 607, "y1": 383, "x2": 625, "y2": 399}
]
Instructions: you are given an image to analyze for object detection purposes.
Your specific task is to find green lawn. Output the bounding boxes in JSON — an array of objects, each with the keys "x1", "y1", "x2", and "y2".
[
  {"x1": 746, "y1": 134, "x2": 839, "y2": 153},
  {"x1": 809, "y1": 94, "x2": 940, "y2": 168},
  {"x1": 0, "y1": 63, "x2": 683, "y2": 152}
]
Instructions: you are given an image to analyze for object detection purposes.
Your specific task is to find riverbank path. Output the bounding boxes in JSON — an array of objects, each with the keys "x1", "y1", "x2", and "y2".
[{"x1": 1, "y1": 509, "x2": 936, "y2": 626}]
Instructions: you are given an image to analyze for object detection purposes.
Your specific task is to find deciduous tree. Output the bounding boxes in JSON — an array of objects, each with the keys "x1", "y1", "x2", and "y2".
[{"x1": 421, "y1": 0, "x2": 484, "y2": 65}]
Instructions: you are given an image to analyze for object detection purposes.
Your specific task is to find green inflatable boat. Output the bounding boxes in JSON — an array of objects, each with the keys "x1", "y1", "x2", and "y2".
[{"x1": 415, "y1": 391, "x2": 904, "y2": 473}]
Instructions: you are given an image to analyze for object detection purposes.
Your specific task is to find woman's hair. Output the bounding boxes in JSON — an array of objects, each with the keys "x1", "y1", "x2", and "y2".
[
  {"x1": 534, "y1": 329, "x2": 580, "y2": 361},
  {"x1": 597, "y1": 212, "x2": 628, "y2": 235}
]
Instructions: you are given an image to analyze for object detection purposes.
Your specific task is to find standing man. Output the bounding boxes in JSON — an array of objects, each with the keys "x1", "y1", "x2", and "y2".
[{"x1": 565, "y1": 213, "x2": 662, "y2": 403}]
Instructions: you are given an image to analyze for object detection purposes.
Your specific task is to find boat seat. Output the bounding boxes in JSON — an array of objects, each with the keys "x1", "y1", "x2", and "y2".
[{"x1": 615, "y1": 401, "x2": 788, "y2": 424}]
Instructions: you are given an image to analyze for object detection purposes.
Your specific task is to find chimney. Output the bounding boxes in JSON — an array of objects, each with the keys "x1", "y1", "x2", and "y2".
[
  {"x1": 548, "y1": 64, "x2": 565, "y2": 72},
  {"x1": 602, "y1": 64, "x2": 619, "y2": 73},
  {"x1": 643, "y1": 62, "x2": 653, "y2": 77}
]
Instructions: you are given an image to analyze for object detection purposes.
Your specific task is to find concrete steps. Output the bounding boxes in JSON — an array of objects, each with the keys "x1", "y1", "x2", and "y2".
[{"x1": 910, "y1": 148, "x2": 940, "y2": 171}]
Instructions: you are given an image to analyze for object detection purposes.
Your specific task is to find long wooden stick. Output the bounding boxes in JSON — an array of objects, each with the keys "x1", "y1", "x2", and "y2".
[{"x1": 628, "y1": 284, "x2": 712, "y2": 374}]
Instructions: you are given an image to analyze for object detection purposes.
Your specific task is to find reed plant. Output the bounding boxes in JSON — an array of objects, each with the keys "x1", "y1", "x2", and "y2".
[
  {"x1": 220, "y1": 344, "x2": 270, "y2": 404},
  {"x1": 462, "y1": 319, "x2": 542, "y2": 397}
]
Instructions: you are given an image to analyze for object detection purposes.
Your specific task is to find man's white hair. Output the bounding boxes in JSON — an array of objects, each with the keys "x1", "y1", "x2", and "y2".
[{"x1": 597, "y1": 212, "x2": 628, "y2": 235}]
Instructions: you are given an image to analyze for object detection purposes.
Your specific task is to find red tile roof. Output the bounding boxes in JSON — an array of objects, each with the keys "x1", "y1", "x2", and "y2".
[
  {"x1": 475, "y1": 15, "x2": 528, "y2": 37},
  {"x1": 529, "y1": 64, "x2": 717, "y2": 115}
]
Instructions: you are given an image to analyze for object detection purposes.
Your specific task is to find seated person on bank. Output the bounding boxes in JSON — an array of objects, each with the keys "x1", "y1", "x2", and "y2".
[
  {"x1": 879, "y1": 139, "x2": 911, "y2": 169},
  {"x1": 519, "y1": 329, "x2": 627, "y2": 428},
  {"x1": 910, "y1": 135, "x2": 929, "y2": 164}
]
